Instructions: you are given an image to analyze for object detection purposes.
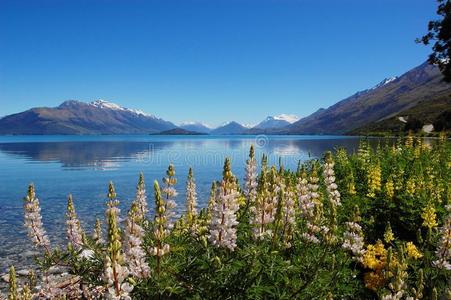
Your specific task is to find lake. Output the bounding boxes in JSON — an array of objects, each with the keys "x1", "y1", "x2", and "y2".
[{"x1": 0, "y1": 134, "x2": 379, "y2": 272}]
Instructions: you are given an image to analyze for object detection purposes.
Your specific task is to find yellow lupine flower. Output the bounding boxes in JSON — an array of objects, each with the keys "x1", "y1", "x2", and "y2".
[
  {"x1": 406, "y1": 177, "x2": 416, "y2": 196},
  {"x1": 406, "y1": 242, "x2": 422, "y2": 259},
  {"x1": 367, "y1": 163, "x2": 381, "y2": 198},
  {"x1": 385, "y1": 179, "x2": 394, "y2": 199},
  {"x1": 364, "y1": 271, "x2": 385, "y2": 291},
  {"x1": 384, "y1": 224, "x2": 395, "y2": 244},
  {"x1": 421, "y1": 205, "x2": 438, "y2": 229},
  {"x1": 362, "y1": 240, "x2": 386, "y2": 270}
]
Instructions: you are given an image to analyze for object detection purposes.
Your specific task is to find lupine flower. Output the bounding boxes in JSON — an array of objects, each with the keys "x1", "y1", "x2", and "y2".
[
  {"x1": 134, "y1": 173, "x2": 148, "y2": 220},
  {"x1": 405, "y1": 242, "x2": 422, "y2": 260},
  {"x1": 250, "y1": 167, "x2": 274, "y2": 239},
  {"x1": 362, "y1": 240, "x2": 389, "y2": 291},
  {"x1": 268, "y1": 166, "x2": 281, "y2": 220},
  {"x1": 103, "y1": 182, "x2": 133, "y2": 299},
  {"x1": 207, "y1": 181, "x2": 217, "y2": 218},
  {"x1": 124, "y1": 202, "x2": 150, "y2": 279},
  {"x1": 385, "y1": 178, "x2": 395, "y2": 199},
  {"x1": 21, "y1": 285, "x2": 32, "y2": 300},
  {"x1": 342, "y1": 207, "x2": 364, "y2": 262},
  {"x1": 406, "y1": 177, "x2": 416, "y2": 196},
  {"x1": 405, "y1": 132, "x2": 414, "y2": 148},
  {"x1": 323, "y1": 152, "x2": 341, "y2": 207},
  {"x1": 280, "y1": 181, "x2": 296, "y2": 247},
  {"x1": 297, "y1": 166, "x2": 313, "y2": 218},
  {"x1": 384, "y1": 223, "x2": 395, "y2": 244},
  {"x1": 244, "y1": 145, "x2": 258, "y2": 207},
  {"x1": 366, "y1": 162, "x2": 381, "y2": 198},
  {"x1": 382, "y1": 255, "x2": 408, "y2": 300},
  {"x1": 149, "y1": 181, "x2": 171, "y2": 261},
  {"x1": 93, "y1": 218, "x2": 104, "y2": 244},
  {"x1": 8, "y1": 266, "x2": 17, "y2": 300},
  {"x1": 421, "y1": 204, "x2": 438, "y2": 229},
  {"x1": 185, "y1": 167, "x2": 198, "y2": 227},
  {"x1": 66, "y1": 194, "x2": 84, "y2": 250},
  {"x1": 301, "y1": 164, "x2": 323, "y2": 243},
  {"x1": 208, "y1": 158, "x2": 240, "y2": 251},
  {"x1": 433, "y1": 205, "x2": 451, "y2": 270},
  {"x1": 23, "y1": 184, "x2": 50, "y2": 252},
  {"x1": 162, "y1": 164, "x2": 178, "y2": 229}
]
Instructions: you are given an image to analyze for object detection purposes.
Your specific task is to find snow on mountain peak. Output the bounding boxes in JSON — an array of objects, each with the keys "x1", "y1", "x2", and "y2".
[
  {"x1": 372, "y1": 76, "x2": 398, "y2": 90},
  {"x1": 89, "y1": 99, "x2": 154, "y2": 118},
  {"x1": 180, "y1": 121, "x2": 212, "y2": 128},
  {"x1": 273, "y1": 114, "x2": 299, "y2": 124}
]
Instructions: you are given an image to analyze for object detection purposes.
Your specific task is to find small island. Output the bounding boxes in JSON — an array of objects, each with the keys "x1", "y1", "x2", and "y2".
[{"x1": 152, "y1": 128, "x2": 208, "y2": 135}]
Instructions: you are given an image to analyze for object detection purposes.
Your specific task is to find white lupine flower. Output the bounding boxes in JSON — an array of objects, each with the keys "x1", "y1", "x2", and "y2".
[
  {"x1": 134, "y1": 173, "x2": 148, "y2": 220},
  {"x1": 23, "y1": 184, "x2": 50, "y2": 251},
  {"x1": 244, "y1": 145, "x2": 258, "y2": 206},
  {"x1": 185, "y1": 168, "x2": 198, "y2": 226},
  {"x1": 268, "y1": 167, "x2": 281, "y2": 220},
  {"x1": 104, "y1": 182, "x2": 133, "y2": 299},
  {"x1": 104, "y1": 256, "x2": 133, "y2": 300},
  {"x1": 124, "y1": 203, "x2": 150, "y2": 279},
  {"x1": 301, "y1": 165, "x2": 324, "y2": 243},
  {"x1": 297, "y1": 167, "x2": 314, "y2": 218},
  {"x1": 250, "y1": 169, "x2": 275, "y2": 239},
  {"x1": 433, "y1": 205, "x2": 451, "y2": 270},
  {"x1": 93, "y1": 218, "x2": 104, "y2": 244},
  {"x1": 308, "y1": 165, "x2": 321, "y2": 208},
  {"x1": 323, "y1": 152, "x2": 341, "y2": 207},
  {"x1": 342, "y1": 222, "x2": 365, "y2": 262},
  {"x1": 281, "y1": 183, "x2": 296, "y2": 247},
  {"x1": 66, "y1": 194, "x2": 84, "y2": 250},
  {"x1": 151, "y1": 180, "x2": 173, "y2": 261},
  {"x1": 162, "y1": 164, "x2": 178, "y2": 229},
  {"x1": 208, "y1": 158, "x2": 240, "y2": 251}
]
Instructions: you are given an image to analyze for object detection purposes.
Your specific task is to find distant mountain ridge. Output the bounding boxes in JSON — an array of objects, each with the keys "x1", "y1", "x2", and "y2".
[
  {"x1": 0, "y1": 100, "x2": 176, "y2": 134},
  {"x1": 254, "y1": 114, "x2": 299, "y2": 129},
  {"x1": 285, "y1": 62, "x2": 451, "y2": 134},
  {"x1": 0, "y1": 62, "x2": 449, "y2": 135},
  {"x1": 179, "y1": 122, "x2": 212, "y2": 134},
  {"x1": 210, "y1": 121, "x2": 249, "y2": 135}
]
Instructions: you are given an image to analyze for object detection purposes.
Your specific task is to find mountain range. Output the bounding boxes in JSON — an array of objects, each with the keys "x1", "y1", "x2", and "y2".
[
  {"x1": 285, "y1": 62, "x2": 451, "y2": 134},
  {"x1": 0, "y1": 61, "x2": 449, "y2": 135}
]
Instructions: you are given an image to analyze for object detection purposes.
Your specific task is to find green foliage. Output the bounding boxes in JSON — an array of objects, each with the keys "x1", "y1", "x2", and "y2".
[
  {"x1": 417, "y1": 0, "x2": 451, "y2": 81},
  {"x1": 17, "y1": 137, "x2": 451, "y2": 299}
]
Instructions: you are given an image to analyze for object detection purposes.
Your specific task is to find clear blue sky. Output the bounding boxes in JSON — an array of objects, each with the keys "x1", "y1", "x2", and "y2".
[{"x1": 0, "y1": 0, "x2": 436, "y2": 126}]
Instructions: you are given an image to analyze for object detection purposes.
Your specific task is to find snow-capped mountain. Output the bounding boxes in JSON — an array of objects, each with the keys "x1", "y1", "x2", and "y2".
[
  {"x1": 179, "y1": 121, "x2": 212, "y2": 134},
  {"x1": 211, "y1": 121, "x2": 249, "y2": 135},
  {"x1": 371, "y1": 76, "x2": 398, "y2": 90},
  {"x1": 90, "y1": 99, "x2": 155, "y2": 118},
  {"x1": 254, "y1": 114, "x2": 299, "y2": 129},
  {"x1": 286, "y1": 61, "x2": 451, "y2": 134},
  {"x1": 0, "y1": 100, "x2": 176, "y2": 134}
]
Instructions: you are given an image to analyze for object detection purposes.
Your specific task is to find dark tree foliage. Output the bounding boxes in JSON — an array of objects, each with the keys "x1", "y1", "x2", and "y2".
[
  {"x1": 404, "y1": 117, "x2": 423, "y2": 132},
  {"x1": 433, "y1": 110, "x2": 451, "y2": 130},
  {"x1": 417, "y1": 0, "x2": 451, "y2": 82}
]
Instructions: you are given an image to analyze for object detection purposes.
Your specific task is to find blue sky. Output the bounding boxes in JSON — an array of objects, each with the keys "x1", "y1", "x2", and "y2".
[{"x1": 0, "y1": 0, "x2": 436, "y2": 127}]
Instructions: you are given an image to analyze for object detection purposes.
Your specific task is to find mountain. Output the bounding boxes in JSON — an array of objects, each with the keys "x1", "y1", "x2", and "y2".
[
  {"x1": 211, "y1": 121, "x2": 249, "y2": 135},
  {"x1": 153, "y1": 128, "x2": 207, "y2": 135},
  {"x1": 286, "y1": 62, "x2": 451, "y2": 134},
  {"x1": 254, "y1": 114, "x2": 299, "y2": 129},
  {"x1": 350, "y1": 95, "x2": 451, "y2": 134},
  {"x1": 179, "y1": 122, "x2": 212, "y2": 134},
  {"x1": 0, "y1": 100, "x2": 176, "y2": 134}
]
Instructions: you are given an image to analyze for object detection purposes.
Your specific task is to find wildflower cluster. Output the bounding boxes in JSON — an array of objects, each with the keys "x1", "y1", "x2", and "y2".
[{"x1": 7, "y1": 138, "x2": 450, "y2": 299}]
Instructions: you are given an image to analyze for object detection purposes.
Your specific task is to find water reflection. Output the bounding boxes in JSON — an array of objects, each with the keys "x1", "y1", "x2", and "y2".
[
  {"x1": 0, "y1": 135, "x2": 396, "y2": 272},
  {"x1": 0, "y1": 137, "x2": 377, "y2": 170}
]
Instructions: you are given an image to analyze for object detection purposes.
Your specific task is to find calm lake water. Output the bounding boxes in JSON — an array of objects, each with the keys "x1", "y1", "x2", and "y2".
[{"x1": 0, "y1": 134, "x2": 378, "y2": 272}]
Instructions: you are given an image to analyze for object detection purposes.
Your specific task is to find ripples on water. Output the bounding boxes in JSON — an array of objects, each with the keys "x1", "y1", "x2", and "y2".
[{"x1": 0, "y1": 135, "x2": 388, "y2": 272}]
